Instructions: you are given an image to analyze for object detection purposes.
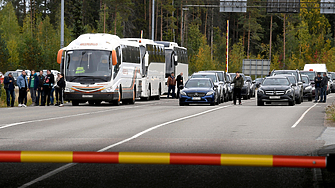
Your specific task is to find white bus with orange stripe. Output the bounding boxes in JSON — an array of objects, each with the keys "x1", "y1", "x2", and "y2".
[
  {"x1": 123, "y1": 38, "x2": 165, "y2": 100},
  {"x1": 57, "y1": 33, "x2": 142, "y2": 106}
]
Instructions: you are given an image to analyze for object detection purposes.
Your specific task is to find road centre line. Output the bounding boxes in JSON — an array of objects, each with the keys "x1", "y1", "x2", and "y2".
[{"x1": 19, "y1": 104, "x2": 231, "y2": 188}]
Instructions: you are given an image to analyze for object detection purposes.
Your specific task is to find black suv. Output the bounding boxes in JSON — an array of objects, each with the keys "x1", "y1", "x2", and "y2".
[
  {"x1": 257, "y1": 76, "x2": 296, "y2": 106},
  {"x1": 271, "y1": 70, "x2": 303, "y2": 101}
]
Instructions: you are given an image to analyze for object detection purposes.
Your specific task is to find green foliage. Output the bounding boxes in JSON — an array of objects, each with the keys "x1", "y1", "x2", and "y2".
[
  {"x1": 229, "y1": 38, "x2": 245, "y2": 73},
  {"x1": 0, "y1": 32, "x2": 10, "y2": 73}
]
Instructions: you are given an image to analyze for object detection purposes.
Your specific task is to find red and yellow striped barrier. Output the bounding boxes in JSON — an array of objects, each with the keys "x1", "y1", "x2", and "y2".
[{"x1": 0, "y1": 151, "x2": 332, "y2": 169}]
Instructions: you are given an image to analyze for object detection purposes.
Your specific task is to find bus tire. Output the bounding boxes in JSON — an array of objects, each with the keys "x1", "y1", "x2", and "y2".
[
  {"x1": 72, "y1": 100, "x2": 79, "y2": 106},
  {"x1": 128, "y1": 88, "x2": 136, "y2": 104},
  {"x1": 88, "y1": 101, "x2": 95, "y2": 106}
]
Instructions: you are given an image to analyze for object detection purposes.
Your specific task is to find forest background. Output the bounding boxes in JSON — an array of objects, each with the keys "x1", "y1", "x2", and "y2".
[{"x1": 1, "y1": 0, "x2": 335, "y2": 76}]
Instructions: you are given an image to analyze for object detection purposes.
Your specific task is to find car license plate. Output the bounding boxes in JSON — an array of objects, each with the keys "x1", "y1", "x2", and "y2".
[
  {"x1": 82, "y1": 95, "x2": 93, "y2": 98},
  {"x1": 192, "y1": 97, "x2": 201, "y2": 100},
  {"x1": 269, "y1": 96, "x2": 280, "y2": 99}
]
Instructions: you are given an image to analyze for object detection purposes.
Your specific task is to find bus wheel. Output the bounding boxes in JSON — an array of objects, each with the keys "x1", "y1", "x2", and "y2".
[
  {"x1": 88, "y1": 101, "x2": 95, "y2": 106},
  {"x1": 128, "y1": 88, "x2": 136, "y2": 104},
  {"x1": 72, "y1": 100, "x2": 79, "y2": 106}
]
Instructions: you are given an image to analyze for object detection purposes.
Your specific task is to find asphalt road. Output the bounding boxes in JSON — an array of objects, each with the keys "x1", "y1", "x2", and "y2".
[{"x1": 0, "y1": 94, "x2": 334, "y2": 187}]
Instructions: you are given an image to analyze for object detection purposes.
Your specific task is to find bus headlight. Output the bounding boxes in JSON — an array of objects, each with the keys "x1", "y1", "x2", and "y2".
[
  {"x1": 65, "y1": 87, "x2": 74, "y2": 92},
  {"x1": 101, "y1": 87, "x2": 113, "y2": 92}
]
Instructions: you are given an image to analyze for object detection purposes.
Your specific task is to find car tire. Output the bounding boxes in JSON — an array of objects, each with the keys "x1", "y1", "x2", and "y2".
[
  {"x1": 72, "y1": 100, "x2": 79, "y2": 106},
  {"x1": 289, "y1": 100, "x2": 295, "y2": 106},
  {"x1": 308, "y1": 96, "x2": 313, "y2": 101},
  {"x1": 296, "y1": 95, "x2": 301, "y2": 104},
  {"x1": 179, "y1": 102, "x2": 184, "y2": 106},
  {"x1": 243, "y1": 95, "x2": 248, "y2": 100},
  {"x1": 257, "y1": 100, "x2": 264, "y2": 106}
]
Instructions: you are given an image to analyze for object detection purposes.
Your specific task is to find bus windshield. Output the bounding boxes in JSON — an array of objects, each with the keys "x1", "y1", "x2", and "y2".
[{"x1": 66, "y1": 50, "x2": 111, "y2": 83}]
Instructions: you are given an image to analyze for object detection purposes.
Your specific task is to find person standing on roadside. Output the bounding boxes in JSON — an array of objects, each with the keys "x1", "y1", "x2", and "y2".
[
  {"x1": 36, "y1": 70, "x2": 45, "y2": 106},
  {"x1": 28, "y1": 70, "x2": 39, "y2": 106},
  {"x1": 176, "y1": 72, "x2": 184, "y2": 99},
  {"x1": 314, "y1": 73, "x2": 322, "y2": 102},
  {"x1": 55, "y1": 73, "x2": 66, "y2": 107},
  {"x1": 4, "y1": 73, "x2": 15, "y2": 107},
  {"x1": 320, "y1": 72, "x2": 329, "y2": 103},
  {"x1": 167, "y1": 72, "x2": 176, "y2": 98},
  {"x1": 232, "y1": 71, "x2": 244, "y2": 105},
  {"x1": 43, "y1": 70, "x2": 54, "y2": 106},
  {"x1": 17, "y1": 70, "x2": 29, "y2": 107}
]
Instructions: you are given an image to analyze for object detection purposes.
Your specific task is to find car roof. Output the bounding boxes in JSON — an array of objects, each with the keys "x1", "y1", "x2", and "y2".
[
  {"x1": 188, "y1": 77, "x2": 212, "y2": 81},
  {"x1": 193, "y1": 72, "x2": 216, "y2": 75},
  {"x1": 267, "y1": 75, "x2": 289, "y2": 79}
]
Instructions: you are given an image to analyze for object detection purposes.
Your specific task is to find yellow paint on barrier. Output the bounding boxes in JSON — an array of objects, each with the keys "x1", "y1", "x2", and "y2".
[
  {"x1": 21, "y1": 151, "x2": 73, "y2": 163},
  {"x1": 221, "y1": 154, "x2": 273, "y2": 167},
  {"x1": 119, "y1": 152, "x2": 170, "y2": 164}
]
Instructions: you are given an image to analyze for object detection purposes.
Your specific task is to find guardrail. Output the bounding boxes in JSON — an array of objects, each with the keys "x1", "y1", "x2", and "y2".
[{"x1": 0, "y1": 151, "x2": 333, "y2": 170}]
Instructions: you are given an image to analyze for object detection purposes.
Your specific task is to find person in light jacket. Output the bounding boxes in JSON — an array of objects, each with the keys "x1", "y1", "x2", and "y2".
[{"x1": 16, "y1": 70, "x2": 29, "y2": 107}]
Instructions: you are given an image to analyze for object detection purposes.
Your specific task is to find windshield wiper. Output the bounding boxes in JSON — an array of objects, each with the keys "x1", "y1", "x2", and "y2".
[{"x1": 70, "y1": 76, "x2": 91, "y2": 82}]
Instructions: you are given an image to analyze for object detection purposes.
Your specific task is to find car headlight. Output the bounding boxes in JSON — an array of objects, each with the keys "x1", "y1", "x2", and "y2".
[
  {"x1": 285, "y1": 89, "x2": 293, "y2": 94},
  {"x1": 258, "y1": 88, "x2": 264, "y2": 94},
  {"x1": 180, "y1": 91, "x2": 187, "y2": 96},
  {"x1": 305, "y1": 86, "x2": 312, "y2": 90},
  {"x1": 206, "y1": 91, "x2": 214, "y2": 96}
]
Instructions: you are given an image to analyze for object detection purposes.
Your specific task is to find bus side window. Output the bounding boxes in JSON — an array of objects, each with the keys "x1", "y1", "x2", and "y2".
[{"x1": 113, "y1": 47, "x2": 121, "y2": 79}]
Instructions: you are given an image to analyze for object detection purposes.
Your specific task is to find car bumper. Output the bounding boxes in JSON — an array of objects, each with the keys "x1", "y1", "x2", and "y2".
[
  {"x1": 257, "y1": 93, "x2": 294, "y2": 102},
  {"x1": 241, "y1": 87, "x2": 248, "y2": 96},
  {"x1": 179, "y1": 95, "x2": 215, "y2": 104}
]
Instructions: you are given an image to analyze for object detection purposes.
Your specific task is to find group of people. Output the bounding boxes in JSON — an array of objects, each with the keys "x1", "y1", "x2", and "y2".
[
  {"x1": 314, "y1": 72, "x2": 329, "y2": 103},
  {"x1": 3, "y1": 70, "x2": 66, "y2": 107},
  {"x1": 167, "y1": 72, "x2": 183, "y2": 99}
]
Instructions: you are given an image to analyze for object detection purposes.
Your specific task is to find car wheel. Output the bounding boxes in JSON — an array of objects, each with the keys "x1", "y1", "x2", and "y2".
[
  {"x1": 257, "y1": 100, "x2": 264, "y2": 106},
  {"x1": 289, "y1": 100, "x2": 295, "y2": 106},
  {"x1": 308, "y1": 96, "x2": 313, "y2": 101},
  {"x1": 243, "y1": 95, "x2": 248, "y2": 100},
  {"x1": 296, "y1": 96, "x2": 301, "y2": 104},
  {"x1": 300, "y1": 96, "x2": 303, "y2": 103},
  {"x1": 179, "y1": 102, "x2": 184, "y2": 106}
]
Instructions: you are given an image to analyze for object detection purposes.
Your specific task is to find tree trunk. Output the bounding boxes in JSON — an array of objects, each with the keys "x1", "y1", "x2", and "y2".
[
  {"x1": 269, "y1": 15, "x2": 272, "y2": 61},
  {"x1": 149, "y1": 0, "x2": 152, "y2": 39},
  {"x1": 144, "y1": 0, "x2": 146, "y2": 21},
  {"x1": 283, "y1": 14, "x2": 286, "y2": 68},
  {"x1": 160, "y1": 1, "x2": 163, "y2": 41},
  {"x1": 204, "y1": 9, "x2": 208, "y2": 39},
  {"x1": 247, "y1": 12, "x2": 251, "y2": 59}
]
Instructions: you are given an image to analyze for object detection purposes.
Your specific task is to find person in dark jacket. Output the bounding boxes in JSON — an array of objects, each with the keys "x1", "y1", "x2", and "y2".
[
  {"x1": 36, "y1": 70, "x2": 45, "y2": 106},
  {"x1": 16, "y1": 70, "x2": 29, "y2": 107},
  {"x1": 232, "y1": 71, "x2": 244, "y2": 105},
  {"x1": 314, "y1": 73, "x2": 322, "y2": 102},
  {"x1": 4, "y1": 73, "x2": 15, "y2": 107},
  {"x1": 43, "y1": 70, "x2": 54, "y2": 106},
  {"x1": 320, "y1": 73, "x2": 329, "y2": 103},
  {"x1": 167, "y1": 72, "x2": 176, "y2": 98},
  {"x1": 28, "y1": 70, "x2": 39, "y2": 106},
  {"x1": 176, "y1": 72, "x2": 183, "y2": 99},
  {"x1": 55, "y1": 73, "x2": 66, "y2": 107}
]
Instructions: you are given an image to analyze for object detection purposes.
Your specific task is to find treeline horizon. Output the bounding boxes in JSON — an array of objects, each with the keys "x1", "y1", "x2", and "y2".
[{"x1": 1, "y1": 0, "x2": 335, "y2": 75}]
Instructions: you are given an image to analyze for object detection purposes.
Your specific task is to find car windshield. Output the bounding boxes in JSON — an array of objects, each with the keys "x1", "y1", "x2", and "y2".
[
  {"x1": 263, "y1": 78, "x2": 290, "y2": 86},
  {"x1": 255, "y1": 78, "x2": 263, "y2": 83},
  {"x1": 192, "y1": 74, "x2": 217, "y2": 82},
  {"x1": 300, "y1": 71, "x2": 315, "y2": 81},
  {"x1": 65, "y1": 50, "x2": 111, "y2": 83},
  {"x1": 185, "y1": 79, "x2": 212, "y2": 88},
  {"x1": 302, "y1": 76, "x2": 309, "y2": 84},
  {"x1": 273, "y1": 71, "x2": 298, "y2": 80}
]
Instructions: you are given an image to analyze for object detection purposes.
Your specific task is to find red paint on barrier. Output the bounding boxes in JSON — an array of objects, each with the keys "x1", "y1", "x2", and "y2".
[
  {"x1": 273, "y1": 155, "x2": 326, "y2": 168},
  {"x1": 170, "y1": 153, "x2": 221, "y2": 165},
  {"x1": 0, "y1": 151, "x2": 21, "y2": 162},
  {"x1": 73, "y1": 152, "x2": 119, "y2": 163}
]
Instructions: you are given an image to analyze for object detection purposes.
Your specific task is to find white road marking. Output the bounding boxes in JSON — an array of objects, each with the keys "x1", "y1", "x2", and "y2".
[
  {"x1": 0, "y1": 101, "x2": 167, "y2": 130},
  {"x1": 19, "y1": 104, "x2": 231, "y2": 188},
  {"x1": 291, "y1": 95, "x2": 333, "y2": 128}
]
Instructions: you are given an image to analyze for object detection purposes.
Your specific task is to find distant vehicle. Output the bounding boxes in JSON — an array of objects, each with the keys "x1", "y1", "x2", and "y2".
[
  {"x1": 253, "y1": 78, "x2": 264, "y2": 88},
  {"x1": 229, "y1": 73, "x2": 251, "y2": 100},
  {"x1": 245, "y1": 76, "x2": 255, "y2": 97},
  {"x1": 191, "y1": 72, "x2": 223, "y2": 104},
  {"x1": 328, "y1": 73, "x2": 334, "y2": 93},
  {"x1": 179, "y1": 78, "x2": 219, "y2": 106},
  {"x1": 4, "y1": 71, "x2": 19, "y2": 85},
  {"x1": 301, "y1": 75, "x2": 313, "y2": 101},
  {"x1": 225, "y1": 73, "x2": 233, "y2": 100},
  {"x1": 303, "y1": 64, "x2": 327, "y2": 74},
  {"x1": 0, "y1": 72, "x2": 3, "y2": 84},
  {"x1": 257, "y1": 76, "x2": 296, "y2": 106},
  {"x1": 271, "y1": 70, "x2": 303, "y2": 101},
  {"x1": 280, "y1": 74, "x2": 303, "y2": 104},
  {"x1": 198, "y1": 70, "x2": 229, "y2": 102}
]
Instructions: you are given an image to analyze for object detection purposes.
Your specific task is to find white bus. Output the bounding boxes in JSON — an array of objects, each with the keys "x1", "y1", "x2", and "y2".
[
  {"x1": 57, "y1": 33, "x2": 142, "y2": 106},
  {"x1": 155, "y1": 41, "x2": 188, "y2": 94},
  {"x1": 123, "y1": 38, "x2": 165, "y2": 100}
]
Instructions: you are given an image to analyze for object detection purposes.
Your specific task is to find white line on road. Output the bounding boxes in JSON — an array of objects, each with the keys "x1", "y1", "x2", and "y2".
[
  {"x1": 290, "y1": 95, "x2": 333, "y2": 129},
  {"x1": 19, "y1": 104, "x2": 231, "y2": 188}
]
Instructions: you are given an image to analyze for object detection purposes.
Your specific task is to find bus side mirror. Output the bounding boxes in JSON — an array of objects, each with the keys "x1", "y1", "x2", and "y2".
[
  {"x1": 57, "y1": 49, "x2": 63, "y2": 64},
  {"x1": 112, "y1": 50, "x2": 117, "y2": 66},
  {"x1": 174, "y1": 55, "x2": 178, "y2": 66}
]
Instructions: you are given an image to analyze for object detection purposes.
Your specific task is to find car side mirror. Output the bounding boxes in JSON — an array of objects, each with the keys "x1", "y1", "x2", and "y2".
[
  {"x1": 214, "y1": 85, "x2": 218, "y2": 88},
  {"x1": 219, "y1": 81, "x2": 224, "y2": 85},
  {"x1": 292, "y1": 83, "x2": 296, "y2": 86},
  {"x1": 298, "y1": 82, "x2": 303, "y2": 85},
  {"x1": 252, "y1": 81, "x2": 256, "y2": 84}
]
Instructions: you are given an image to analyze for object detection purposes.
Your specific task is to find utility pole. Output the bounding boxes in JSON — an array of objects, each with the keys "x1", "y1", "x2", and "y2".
[
  {"x1": 181, "y1": 8, "x2": 189, "y2": 47},
  {"x1": 269, "y1": 15, "x2": 272, "y2": 61},
  {"x1": 61, "y1": 0, "x2": 64, "y2": 48},
  {"x1": 283, "y1": 14, "x2": 286, "y2": 68},
  {"x1": 152, "y1": 0, "x2": 155, "y2": 41}
]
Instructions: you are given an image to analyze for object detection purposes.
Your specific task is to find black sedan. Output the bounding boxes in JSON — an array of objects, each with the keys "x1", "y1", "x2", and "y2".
[
  {"x1": 257, "y1": 76, "x2": 296, "y2": 106},
  {"x1": 302, "y1": 75, "x2": 313, "y2": 101},
  {"x1": 179, "y1": 78, "x2": 219, "y2": 106}
]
